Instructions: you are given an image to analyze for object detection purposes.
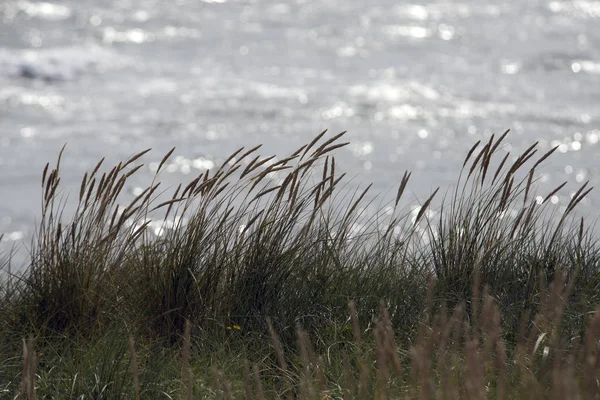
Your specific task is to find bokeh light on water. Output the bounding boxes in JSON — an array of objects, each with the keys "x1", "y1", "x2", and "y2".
[{"x1": 1, "y1": 0, "x2": 599, "y2": 265}]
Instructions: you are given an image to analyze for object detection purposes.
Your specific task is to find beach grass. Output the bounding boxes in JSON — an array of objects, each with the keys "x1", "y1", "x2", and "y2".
[{"x1": 2, "y1": 129, "x2": 600, "y2": 399}]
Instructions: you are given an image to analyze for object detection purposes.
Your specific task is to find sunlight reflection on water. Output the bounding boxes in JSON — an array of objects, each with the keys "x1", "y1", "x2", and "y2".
[{"x1": 1, "y1": 0, "x2": 600, "y2": 266}]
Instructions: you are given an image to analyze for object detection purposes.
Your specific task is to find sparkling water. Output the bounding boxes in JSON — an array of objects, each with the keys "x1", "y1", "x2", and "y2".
[{"x1": 1, "y1": 0, "x2": 599, "y2": 263}]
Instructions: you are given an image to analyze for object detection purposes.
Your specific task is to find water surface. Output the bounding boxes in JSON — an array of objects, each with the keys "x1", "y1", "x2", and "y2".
[{"x1": 1, "y1": 0, "x2": 599, "y2": 264}]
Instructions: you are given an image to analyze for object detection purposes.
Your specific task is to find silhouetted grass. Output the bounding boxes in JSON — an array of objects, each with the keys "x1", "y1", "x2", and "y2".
[{"x1": 1, "y1": 129, "x2": 600, "y2": 398}]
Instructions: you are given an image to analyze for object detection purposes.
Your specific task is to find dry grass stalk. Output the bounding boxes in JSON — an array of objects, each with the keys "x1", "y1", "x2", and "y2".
[
  {"x1": 128, "y1": 336, "x2": 141, "y2": 400},
  {"x1": 374, "y1": 321, "x2": 389, "y2": 400},
  {"x1": 414, "y1": 188, "x2": 440, "y2": 227},
  {"x1": 491, "y1": 151, "x2": 510, "y2": 184},
  {"x1": 18, "y1": 336, "x2": 37, "y2": 400},
  {"x1": 311, "y1": 130, "x2": 347, "y2": 157},
  {"x1": 489, "y1": 129, "x2": 510, "y2": 155},
  {"x1": 394, "y1": 170, "x2": 412, "y2": 209},
  {"x1": 243, "y1": 360, "x2": 253, "y2": 400},
  {"x1": 462, "y1": 140, "x2": 481, "y2": 168},
  {"x1": 349, "y1": 300, "x2": 362, "y2": 346},
  {"x1": 297, "y1": 325, "x2": 316, "y2": 399},
  {"x1": 253, "y1": 364, "x2": 266, "y2": 400},
  {"x1": 213, "y1": 368, "x2": 233, "y2": 400},
  {"x1": 267, "y1": 318, "x2": 293, "y2": 400},
  {"x1": 467, "y1": 143, "x2": 489, "y2": 178},
  {"x1": 182, "y1": 319, "x2": 192, "y2": 400},
  {"x1": 524, "y1": 169, "x2": 535, "y2": 205},
  {"x1": 301, "y1": 129, "x2": 328, "y2": 159},
  {"x1": 156, "y1": 147, "x2": 175, "y2": 173}
]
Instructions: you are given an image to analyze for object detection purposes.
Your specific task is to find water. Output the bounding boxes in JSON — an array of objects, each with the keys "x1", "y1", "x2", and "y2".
[{"x1": 1, "y1": 0, "x2": 599, "y2": 265}]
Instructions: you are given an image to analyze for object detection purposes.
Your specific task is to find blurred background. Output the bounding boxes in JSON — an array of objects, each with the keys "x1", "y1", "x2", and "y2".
[{"x1": 1, "y1": 0, "x2": 599, "y2": 262}]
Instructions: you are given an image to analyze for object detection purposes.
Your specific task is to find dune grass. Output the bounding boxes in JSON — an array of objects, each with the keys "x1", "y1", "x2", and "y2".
[{"x1": 1, "y1": 129, "x2": 600, "y2": 399}]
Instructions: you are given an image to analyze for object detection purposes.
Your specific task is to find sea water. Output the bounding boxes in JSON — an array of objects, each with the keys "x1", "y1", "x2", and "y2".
[{"x1": 1, "y1": 0, "x2": 599, "y2": 265}]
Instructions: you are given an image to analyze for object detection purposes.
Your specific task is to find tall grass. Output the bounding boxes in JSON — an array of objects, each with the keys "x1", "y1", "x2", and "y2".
[{"x1": 1, "y1": 129, "x2": 600, "y2": 398}]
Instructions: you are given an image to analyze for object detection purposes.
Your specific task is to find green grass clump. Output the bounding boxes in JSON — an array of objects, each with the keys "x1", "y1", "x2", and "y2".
[{"x1": 2, "y1": 129, "x2": 600, "y2": 399}]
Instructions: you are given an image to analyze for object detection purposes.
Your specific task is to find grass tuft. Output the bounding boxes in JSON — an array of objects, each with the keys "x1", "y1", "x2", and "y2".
[{"x1": 1, "y1": 130, "x2": 599, "y2": 398}]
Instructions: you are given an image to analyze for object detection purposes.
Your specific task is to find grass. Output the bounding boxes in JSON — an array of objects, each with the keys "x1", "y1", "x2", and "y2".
[{"x1": 1, "y1": 129, "x2": 600, "y2": 398}]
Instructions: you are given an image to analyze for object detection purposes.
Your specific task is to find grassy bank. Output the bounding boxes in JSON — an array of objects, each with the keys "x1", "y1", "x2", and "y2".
[{"x1": 2, "y1": 130, "x2": 600, "y2": 399}]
